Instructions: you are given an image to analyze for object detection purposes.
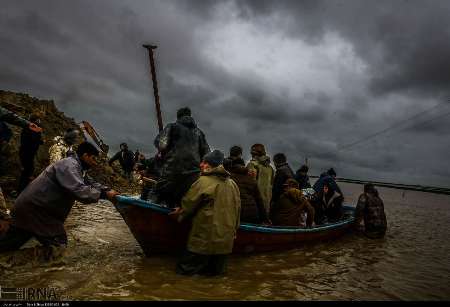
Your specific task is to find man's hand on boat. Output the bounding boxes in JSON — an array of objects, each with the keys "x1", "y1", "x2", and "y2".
[
  {"x1": 262, "y1": 219, "x2": 272, "y2": 226},
  {"x1": 106, "y1": 189, "x2": 120, "y2": 203},
  {"x1": 168, "y1": 207, "x2": 184, "y2": 220}
]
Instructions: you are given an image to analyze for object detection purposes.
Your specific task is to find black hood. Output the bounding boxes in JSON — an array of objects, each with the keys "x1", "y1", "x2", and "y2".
[{"x1": 176, "y1": 116, "x2": 197, "y2": 129}]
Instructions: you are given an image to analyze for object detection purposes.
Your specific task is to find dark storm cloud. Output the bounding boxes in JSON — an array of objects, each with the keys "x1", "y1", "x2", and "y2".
[
  {"x1": 1, "y1": 0, "x2": 450, "y2": 186},
  {"x1": 224, "y1": 0, "x2": 450, "y2": 98}
]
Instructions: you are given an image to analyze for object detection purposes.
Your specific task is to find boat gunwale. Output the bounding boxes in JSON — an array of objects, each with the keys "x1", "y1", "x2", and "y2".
[{"x1": 116, "y1": 195, "x2": 355, "y2": 234}]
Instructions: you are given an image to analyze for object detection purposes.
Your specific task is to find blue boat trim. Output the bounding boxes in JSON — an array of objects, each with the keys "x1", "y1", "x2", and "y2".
[{"x1": 116, "y1": 195, "x2": 355, "y2": 234}]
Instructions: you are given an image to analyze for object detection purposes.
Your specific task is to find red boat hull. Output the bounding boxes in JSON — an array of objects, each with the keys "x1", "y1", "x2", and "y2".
[{"x1": 115, "y1": 196, "x2": 356, "y2": 256}]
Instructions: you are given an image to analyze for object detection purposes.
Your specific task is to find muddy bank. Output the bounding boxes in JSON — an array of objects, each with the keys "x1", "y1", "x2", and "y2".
[{"x1": 0, "y1": 90, "x2": 139, "y2": 210}]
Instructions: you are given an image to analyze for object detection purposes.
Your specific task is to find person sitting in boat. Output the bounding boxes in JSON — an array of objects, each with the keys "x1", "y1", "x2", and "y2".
[
  {"x1": 246, "y1": 143, "x2": 274, "y2": 215},
  {"x1": 170, "y1": 150, "x2": 241, "y2": 276},
  {"x1": 271, "y1": 153, "x2": 295, "y2": 209},
  {"x1": 312, "y1": 168, "x2": 343, "y2": 198},
  {"x1": 294, "y1": 164, "x2": 311, "y2": 190},
  {"x1": 153, "y1": 107, "x2": 210, "y2": 208},
  {"x1": 354, "y1": 183, "x2": 387, "y2": 239},
  {"x1": 0, "y1": 142, "x2": 120, "y2": 255},
  {"x1": 270, "y1": 178, "x2": 315, "y2": 227},
  {"x1": 224, "y1": 146, "x2": 270, "y2": 225},
  {"x1": 137, "y1": 153, "x2": 163, "y2": 201},
  {"x1": 313, "y1": 181, "x2": 344, "y2": 224}
]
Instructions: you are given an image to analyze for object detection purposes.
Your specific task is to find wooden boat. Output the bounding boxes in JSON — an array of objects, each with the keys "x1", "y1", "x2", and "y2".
[{"x1": 115, "y1": 195, "x2": 356, "y2": 256}]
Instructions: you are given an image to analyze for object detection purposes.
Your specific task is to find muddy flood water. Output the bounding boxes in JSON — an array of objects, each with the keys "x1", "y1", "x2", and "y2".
[{"x1": 1, "y1": 182, "x2": 449, "y2": 300}]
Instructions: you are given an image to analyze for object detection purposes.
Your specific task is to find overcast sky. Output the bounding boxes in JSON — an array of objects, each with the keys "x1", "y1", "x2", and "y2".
[{"x1": 1, "y1": 0, "x2": 450, "y2": 187}]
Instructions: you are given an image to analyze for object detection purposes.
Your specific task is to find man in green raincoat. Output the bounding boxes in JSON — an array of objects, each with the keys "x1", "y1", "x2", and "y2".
[{"x1": 171, "y1": 150, "x2": 241, "y2": 276}]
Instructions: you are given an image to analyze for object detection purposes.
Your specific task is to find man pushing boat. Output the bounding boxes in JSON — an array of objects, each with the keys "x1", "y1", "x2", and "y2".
[{"x1": 0, "y1": 142, "x2": 120, "y2": 256}]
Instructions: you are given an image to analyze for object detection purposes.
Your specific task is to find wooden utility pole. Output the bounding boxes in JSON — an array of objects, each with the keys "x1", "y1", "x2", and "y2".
[{"x1": 143, "y1": 44, "x2": 163, "y2": 132}]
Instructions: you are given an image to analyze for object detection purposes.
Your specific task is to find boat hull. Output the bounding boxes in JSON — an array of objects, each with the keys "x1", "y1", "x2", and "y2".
[{"x1": 115, "y1": 196, "x2": 356, "y2": 256}]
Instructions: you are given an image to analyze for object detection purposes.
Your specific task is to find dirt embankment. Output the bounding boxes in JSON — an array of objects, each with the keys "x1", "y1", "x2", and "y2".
[{"x1": 0, "y1": 90, "x2": 139, "y2": 208}]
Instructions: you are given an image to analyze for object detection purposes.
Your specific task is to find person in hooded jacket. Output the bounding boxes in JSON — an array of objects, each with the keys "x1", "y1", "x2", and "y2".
[
  {"x1": 270, "y1": 178, "x2": 315, "y2": 227},
  {"x1": 294, "y1": 165, "x2": 311, "y2": 190},
  {"x1": 246, "y1": 144, "x2": 274, "y2": 215},
  {"x1": 170, "y1": 150, "x2": 240, "y2": 276},
  {"x1": 312, "y1": 168, "x2": 343, "y2": 196},
  {"x1": 313, "y1": 181, "x2": 344, "y2": 224},
  {"x1": 153, "y1": 107, "x2": 210, "y2": 208},
  {"x1": 224, "y1": 146, "x2": 269, "y2": 224},
  {"x1": 355, "y1": 184, "x2": 387, "y2": 239}
]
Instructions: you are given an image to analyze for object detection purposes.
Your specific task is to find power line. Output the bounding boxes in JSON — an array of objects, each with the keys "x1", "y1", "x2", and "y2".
[
  {"x1": 336, "y1": 99, "x2": 450, "y2": 152},
  {"x1": 399, "y1": 109, "x2": 450, "y2": 133}
]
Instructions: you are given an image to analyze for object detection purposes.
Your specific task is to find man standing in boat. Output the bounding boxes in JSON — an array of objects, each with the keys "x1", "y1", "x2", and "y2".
[
  {"x1": 246, "y1": 144, "x2": 274, "y2": 215},
  {"x1": 153, "y1": 107, "x2": 210, "y2": 208},
  {"x1": 271, "y1": 153, "x2": 295, "y2": 208},
  {"x1": 170, "y1": 150, "x2": 241, "y2": 276}
]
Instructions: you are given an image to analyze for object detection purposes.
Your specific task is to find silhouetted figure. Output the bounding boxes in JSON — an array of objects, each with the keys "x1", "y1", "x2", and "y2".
[
  {"x1": 109, "y1": 143, "x2": 135, "y2": 181},
  {"x1": 294, "y1": 164, "x2": 311, "y2": 190},
  {"x1": 18, "y1": 114, "x2": 44, "y2": 193},
  {"x1": 355, "y1": 184, "x2": 387, "y2": 239}
]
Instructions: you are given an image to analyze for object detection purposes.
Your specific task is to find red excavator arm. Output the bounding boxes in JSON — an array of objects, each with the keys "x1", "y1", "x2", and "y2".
[{"x1": 79, "y1": 121, "x2": 109, "y2": 154}]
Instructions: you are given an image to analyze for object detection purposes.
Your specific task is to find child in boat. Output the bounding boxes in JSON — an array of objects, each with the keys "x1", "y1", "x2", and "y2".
[{"x1": 270, "y1": 178, "x2": 315, "y2": 227}]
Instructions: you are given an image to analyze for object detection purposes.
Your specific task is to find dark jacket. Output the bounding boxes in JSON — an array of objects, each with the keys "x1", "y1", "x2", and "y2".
[
  {"x1": 141, "y1": 156, "x2": 164, "y2": 179},
  {"x1": 355, "y1": 191, "x2": 387, "y2": 237},
  {"x1": 12, "y1": 155, "x2": 110, "y2": 237},
  {"x1": 294, "y1": 171, "x2": 311, "y2": 189},
  {"x1": 109, "y1": 149, "x2": 135, "y2": 171},
  {"x1": 314, "y1": 184, "x2": 344, "y2": 223},
  {"x1": 270, "y1": 188, "x2": 315, "y2": 227},
  {"x1": 224, "y1": 157, "x2": 268, "y2": 224},
  {"x1": 154, "y1": 116, "x2": 210, "y2": 178},
  {"x1": 271, "y1": 163, "x2": 295, "y2": 206},
  {"x1": 0, "y1": 106, "x2": 29, "y2": 143},
  {"x1": 313, "y1": 172, "x2": 343, "y2": 196},
  {"x1": 19, "y1": 128, "x2": 43, "y2": 161}
]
